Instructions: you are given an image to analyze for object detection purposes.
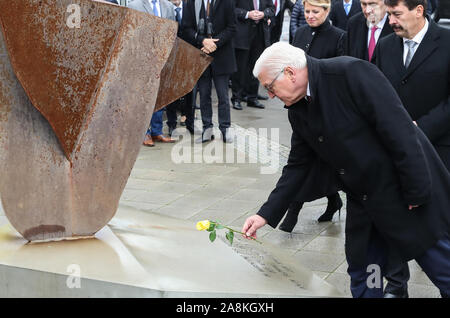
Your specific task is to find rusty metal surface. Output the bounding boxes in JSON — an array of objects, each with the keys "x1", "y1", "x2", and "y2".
[
  {"x1": 0, "y1": 0, "x2": 210, "y2": 241},
  {"x1": 155, "y1": 37, "x2": 212, "y2": 111}
]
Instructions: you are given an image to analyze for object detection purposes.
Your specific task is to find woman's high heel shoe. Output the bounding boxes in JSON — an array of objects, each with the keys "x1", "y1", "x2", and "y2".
[
  {"x1": 317, "y1": 193, "x2": 343, "y2": 222},
  {"x1": 279, "y1": 201, "x2": 303, "y2": 232}
]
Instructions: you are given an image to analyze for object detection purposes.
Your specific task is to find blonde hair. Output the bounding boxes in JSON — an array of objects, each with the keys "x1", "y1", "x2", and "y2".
[
  {"x1": 253, "y1": 42, "x2": 307, "y2": 79},
  {"x1": 302, "y1": 0, "x2": 331, "y2": 9}
]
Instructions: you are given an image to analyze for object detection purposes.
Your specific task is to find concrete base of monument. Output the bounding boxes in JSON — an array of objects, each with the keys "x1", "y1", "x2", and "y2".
[{"x1": 0, "y1": 205, "x2": 344, "y2": 297}]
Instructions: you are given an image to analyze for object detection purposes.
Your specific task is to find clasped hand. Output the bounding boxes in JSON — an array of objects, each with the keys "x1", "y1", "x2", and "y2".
[
  {"x1": 248, "y1": 10, "x2": 264, "y2": 21},
  {"x1": 201, "y1": 38, "x2": 219, "y2": 54}
]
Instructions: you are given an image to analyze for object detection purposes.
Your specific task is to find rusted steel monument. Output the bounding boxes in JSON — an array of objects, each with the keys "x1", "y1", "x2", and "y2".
[{"x1": 0, "y1": 0, "x2": 211, "y2": 241}]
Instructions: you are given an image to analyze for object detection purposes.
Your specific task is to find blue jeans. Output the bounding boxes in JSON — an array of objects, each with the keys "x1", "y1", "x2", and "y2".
[{"x1": 147, "y1": 108, "x2": 164, "y2": 136}]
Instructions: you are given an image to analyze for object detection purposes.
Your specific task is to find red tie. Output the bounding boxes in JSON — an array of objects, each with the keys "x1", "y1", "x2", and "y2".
[
  {"x1": 368, "y1": 26, "x2": 378, "y2": 61},
  {"x1": 275, "y1": 0, "x2": 278, "y2": 12}
]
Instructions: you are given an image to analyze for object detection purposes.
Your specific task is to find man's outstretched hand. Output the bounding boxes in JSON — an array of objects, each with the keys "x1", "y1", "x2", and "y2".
[{"x1": 242, "y1": 214, "x2": 267, "y2": 240}]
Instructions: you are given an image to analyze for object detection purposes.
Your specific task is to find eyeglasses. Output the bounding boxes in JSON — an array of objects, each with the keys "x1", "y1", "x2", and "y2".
[{"x1": 264, "y1": 68, "x2": 284, "y2": 94}]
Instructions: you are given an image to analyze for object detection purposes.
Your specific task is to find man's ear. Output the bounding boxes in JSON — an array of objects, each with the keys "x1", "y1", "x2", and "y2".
[
  {"x1": 285, "y1": 66, "x2": 296, "y2": 82},
  {"x1": 416, "y1": 4, "x2": 424, "y2": 17}
]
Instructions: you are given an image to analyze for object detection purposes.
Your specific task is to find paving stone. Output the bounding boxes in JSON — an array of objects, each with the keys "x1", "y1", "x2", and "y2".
[
  {"x1": 208, "y1": 199, "x2": 261, "y2": 213},
  {"x1": 325, "y1": 272, "x2": 352, "y2": 297},
  {"x1": 262, "y1": 231, "x2": 315, "y2": 251},
  {"x1": 188, "y1": 208, "x2": 248, "y2": 226},
  {"x1": 154, "y1": 204, "x2": 204, "y2": 220},
  {"x1": 303, "y1": 236, "x2": 346, "y2": 255},
  {"x1": 169, "y1": 194, "x2": 224, "y2": 209},
  {"x1": 292, "y1": 250, "x2": 346, "y2": 273},
  {"x1": 408, "y1": 283, "x2": 441, "y2": 298},
  {"x1": 228, "y1": 189, "x2": 271, "y2": 202},
  {"x1": 131, "y1": 191, "x2": 183, "y2": 205}
]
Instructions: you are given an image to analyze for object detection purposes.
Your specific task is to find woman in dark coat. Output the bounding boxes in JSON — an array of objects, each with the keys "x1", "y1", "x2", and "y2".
[{"x1": 279, "y1": 0, "x2": 346, "y2": 232}]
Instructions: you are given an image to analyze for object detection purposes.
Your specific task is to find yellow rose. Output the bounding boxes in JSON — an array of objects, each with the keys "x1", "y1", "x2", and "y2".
[{"x1": 196, "y1": 220, "x2": 211, "y2": 231}]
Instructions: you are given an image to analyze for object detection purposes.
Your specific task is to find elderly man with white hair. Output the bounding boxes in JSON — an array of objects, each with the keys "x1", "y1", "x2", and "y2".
[{"x1": 241, "y1": 42, "x2": 450, "y2": 298}]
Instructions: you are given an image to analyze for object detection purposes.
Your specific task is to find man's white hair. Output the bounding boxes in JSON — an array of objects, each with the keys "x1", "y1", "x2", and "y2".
[{"x1": 253, "y1": 42, "x2": 307, "y2": 80}]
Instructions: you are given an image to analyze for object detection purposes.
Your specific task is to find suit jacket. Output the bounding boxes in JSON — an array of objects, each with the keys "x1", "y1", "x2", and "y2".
[
  {"x1": 257, "y1": 56, "x2": 450, "y2": 264},
  {"x1": 234, "y1": 0, "x2": 275, "y2": 49},
  {"x1": 182, "y1": 0, "x2": 237, "y2": 75},
  {"x1": 329, "y1": 0, "x2": 361, "y2": 31},
  {"x1": 376, "y1": 19, "x2": 450, "y2": 166},
  {"x1": 292, "y1": 19, "x2": 346, "y2": 59},
  {"x1": 269, "y1": 0, "x2": 294, "y2": 44},
  {"x1": 128, "y1": 0, "x2": 176, "y2": 20},
  {"x1": 346, "y1": 12, "x2": 393, "y2": 63}
]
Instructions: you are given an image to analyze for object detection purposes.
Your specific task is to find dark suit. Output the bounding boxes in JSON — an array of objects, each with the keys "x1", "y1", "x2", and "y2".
[
  {"x1": 346, "y1": 12, "x2": 393, "y2": 63},
  {"x1": 232, "y1": 0, "x2": 275, "y2": 102},
  {"x1": 166, "y1": 1, "x2": 195, "y2": 134},
  {"x1": 183, "y1": 0, "x2": 237, "y2": 135},
  {"x1": 376, "y1": 20, "x2": 450, "y2": 297},
  {"x1": 329, "y1": 0, "x2": 361, "y2": 31},
  {"x1": 269, "y1": 0, "x2": 294, "y2": 44},
  {"x1": 257, "y1": 56, "x2": 450, "y2": 297},
  {"x1": 292, "y1": 19, "x2": 346, "y2": 59},
  {"x1": 376, "y1": 19, "x2": 450, "y2": 170}
]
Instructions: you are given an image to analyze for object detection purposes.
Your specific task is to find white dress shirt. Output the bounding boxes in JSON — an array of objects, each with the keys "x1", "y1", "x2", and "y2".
[
  {"x1": 246, "y1": 0, "x2": 261, "y2": 19},
  {"x1": 402, "y1": 18, "x2": 429, "y2": 65},
  {"x1": 366, "y1": 13, "x2": 388, "y2": 48},
  {"x1": 272, "y1": 0, "x2": 280, "y2": 16}
]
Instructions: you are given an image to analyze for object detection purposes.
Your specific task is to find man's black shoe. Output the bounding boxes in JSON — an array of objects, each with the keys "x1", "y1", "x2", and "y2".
[
  {"x1": 233, "y1": 100, "x2": 243, "y2": 110},
  {"x1": 257, "y1": 93, "x2": 269, "y2": 100},
  {"x1": 383, "y1": 291, "x2": 409, "y2": 298},
  {"x1": 247, "y1": 99, "x2": 265, "y2": 109}
]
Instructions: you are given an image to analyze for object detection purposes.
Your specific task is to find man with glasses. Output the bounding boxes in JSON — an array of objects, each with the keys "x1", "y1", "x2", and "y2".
[{"x1": 242, "y1": 42, "x2": 450, "y2": 298}]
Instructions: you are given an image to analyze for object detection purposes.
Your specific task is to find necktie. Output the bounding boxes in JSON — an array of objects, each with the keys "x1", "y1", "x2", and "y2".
[
  {"x1": 368, "y1": 26, "x2": 377, "y2": 61},
  {"x1": 344, "y1": 3, "x2": 350, "y2": 15},
  {"x1": 253, "y1": 0, "x2": 258, "y2": 10},
  {"x1": 274, "y1": 0, "x2": 278, "y2": 14},
  {"x1": 175, "y1": 7, "x2": 181, "y2": 24},
  {"x1": 151, "y1": 0, "x2": 159, "y2": 17},
  {"x1": 404, "y1": 40, "x2": 417, "y2": 68},
  {"x1": 206, "y1": 0, "x2": 210, "y2": 17}
]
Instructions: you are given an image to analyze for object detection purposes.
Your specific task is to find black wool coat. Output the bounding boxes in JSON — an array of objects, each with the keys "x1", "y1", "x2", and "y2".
[
  {"x1": 376, "y1": 19, "x2": 450, "y2": 169},
  {"x1": 346, "y1": 12, "x2": 393, "y2": 63},
  {"x1": 292, "y1": 19, "x2": 346, "y2": 59},
  {"x1": 257, "y1": 56, "x2": 450, "y2": 265},
  {"x1": 182, "y1": 0, "x2": 237, "y2": 75},
  {"x1": 234, "y1": 0, "x2": 275, "y2": 49}
]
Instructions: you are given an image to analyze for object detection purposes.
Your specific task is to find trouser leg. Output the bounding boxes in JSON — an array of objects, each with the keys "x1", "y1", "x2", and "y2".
[
  {"x1": 231, "y1": 49, "x2": 248, "y2": 103},
  {"x1": 346, "y1": 228, "x2": 386, "y2": 298},
  {"x1": 148, "y1": 108, "x2": 164, "y2": 136},
  {"x1": 198, "y1": 67, "x2": 213, "y2": 131},
  {"x1": 384, "y1": 258, "x2": 410, "y2": 296},
  {"x1": 415, "y1": 234, "x2": 450, "y2": 297},
  {"x1": 213, "y1": 73, "x2": 231, "y2": 134},
  {"x1": 165, "y1": 101, "x2": 178, "y2": 130}
]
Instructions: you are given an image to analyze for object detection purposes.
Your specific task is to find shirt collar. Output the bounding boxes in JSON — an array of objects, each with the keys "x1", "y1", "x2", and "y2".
[
  {"x1": 343, "y1": 0, "x2": 352, "y2": 7},
  {"x1": 369, "y1": 12, "x2": 388, "y2": 29},
  {"x1": 403, "y1": 18, "x2": 429, "y2": 45}
]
